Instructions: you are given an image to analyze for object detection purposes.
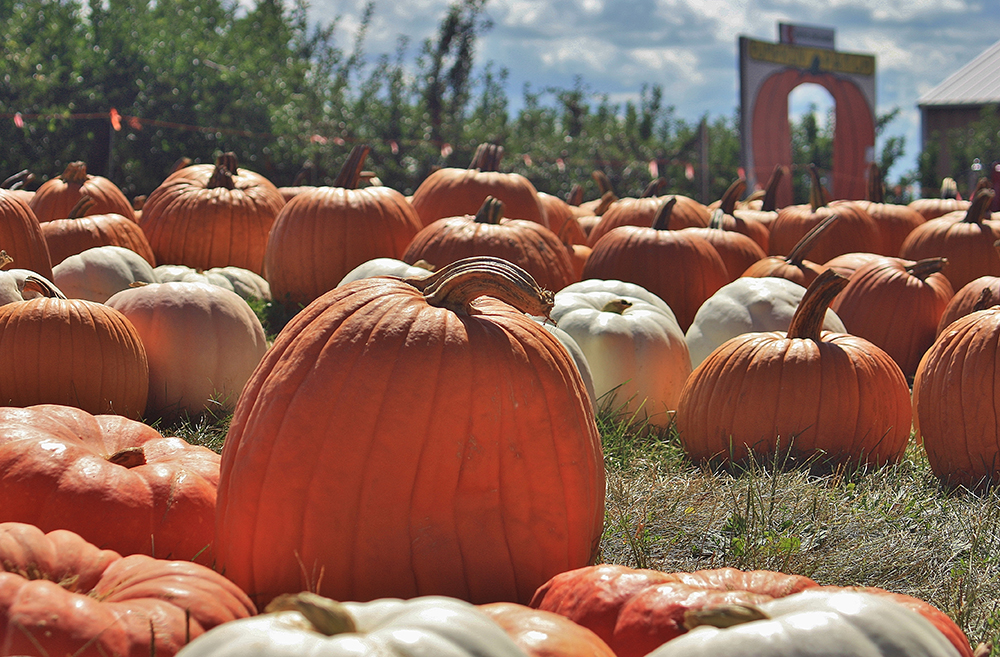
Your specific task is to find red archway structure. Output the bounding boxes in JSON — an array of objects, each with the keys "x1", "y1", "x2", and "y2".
[{"x1": 740, "y1": 37, "x2": 876, "y2": 207}]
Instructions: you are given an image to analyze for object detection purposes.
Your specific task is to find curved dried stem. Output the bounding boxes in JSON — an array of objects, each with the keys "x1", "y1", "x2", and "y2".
[{"x1": 787, "y1": 268, "x2": 849, "y2": 341}]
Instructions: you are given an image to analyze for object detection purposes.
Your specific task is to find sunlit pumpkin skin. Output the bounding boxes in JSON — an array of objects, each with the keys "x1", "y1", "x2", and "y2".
[
  {"x1": 403, "y1": 196, "x2": 577, "y2": 292},
  {"x1": 410, "y1": 143, "x2": 548, "y2": 228},
  {"x1": 675, "y1": 269, "x2": 912, "y2": 468},
  {"x1": 176, "y1": 593, "x2": 527, "y2": 657},
  {"x1": 530, "y1": 564, "x2": 819, "y2": 657},
  {"x1": 140, "y1": 152, "x2": 286, "y2": 275},
  {"x1": 29, "y1": 161, "x2": 135, "y2": 223},
  {"x1": 822, "y1": 251, "x2": 882, "y2": 278},
  {"x1": 899, "y1": 188, "x2": 1000, "y2": 291},
  {"x1": 0, "y1": 297, "x2": 148, "y2": 418},
  {"x1": 681, "y1": 210, "x2": 768, "y2": 283},
  {"x1": 215, "y1": 257, "x2": 605, "y2": 609},
  {"x1": 583, "y1": 198, "x2": 728, "y2": 332},
  {"x1": 154, "y1": 264, "x2": 272, "y2": 301},
  {"x1": 538, "y1": 190, "x2": 582, "y2": 239},
  {"x1": 264, "y1": 145, "x2": 422, "y2": 308},
  {"x1": 0, "y1": 404, "x2": 220, "y2": 564},
  {"x1": 740, "y1": 213, "x2": 835, "y2": 287},
  {"x1": 105, "y1": 281, "x2": 268, "y2": 421},
  {"x1": 0, "y1": 522, "x2": 255, "y2": 657},
  {"x1": 0, "y1": 257, "x2": 65, "y2": 306},
  {"x1": 41, "y1": 196, "x2": 155, "y2": 267},
  {"x1": 830, "y1": 257, "x2": 954, "y2": 378},
  {"x1": 936, "y1": 274, "x2": 1000, "y2": 334},
  {"x1": 858, "y1": 163, "x2": 926, "y2": 256},
  {"x1": 52, "y1": 244, "x2": 159, "y2": 303},
  {"x1": 646, "y1": 589, "x2": 961, "y2": 657},
  {"x1": 909, "y1": 177, "x2": 970, "y2": 221},
  {"x1": 479, "y1": 602, "x2": 617, "y2": 657},
  {"x1": 587, "y1": 193, "x2": 710, "y2": 247},
  {"x1": 913, "y1": 305, "x2": 1000, "y2": 489},
  {"x1": 0, "y1": 188, "x2": 54, "y2": 278}
]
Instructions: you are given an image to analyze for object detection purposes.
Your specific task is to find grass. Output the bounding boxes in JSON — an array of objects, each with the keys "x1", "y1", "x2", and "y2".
[{"x1": 165, "y1": 388, "x2": 1000, "y2": 650}]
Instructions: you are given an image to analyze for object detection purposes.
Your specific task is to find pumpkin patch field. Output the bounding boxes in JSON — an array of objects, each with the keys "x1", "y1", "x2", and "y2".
[{"x1": 2, "y1": 148, "x2": 1000, "y2": 657}]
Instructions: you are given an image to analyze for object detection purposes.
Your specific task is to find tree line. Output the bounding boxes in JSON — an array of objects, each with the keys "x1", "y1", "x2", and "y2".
[{"x1": 0, "y1": 0, "x2": 986, "y2": 205}]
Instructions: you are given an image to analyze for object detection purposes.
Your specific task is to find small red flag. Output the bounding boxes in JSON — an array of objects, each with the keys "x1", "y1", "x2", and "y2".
[
  {"x1": 13, "y1": 113, "x2": 23, "y2": 128},
  {"x1": 109, "y1": 108, "x2": 121, "y2": 131}
]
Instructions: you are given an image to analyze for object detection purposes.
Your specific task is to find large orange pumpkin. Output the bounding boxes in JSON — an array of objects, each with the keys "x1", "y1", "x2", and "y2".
[
  {"x1": 0, "y1": 297, "x2": 148, "y2": 418},
  {"x1": 264, "y1": 145, "x2": 422, "y2": 308},
  {"x1": 675, "y1": 269, "x2": 912, "y2": 467},
  {"x1": 857, "y1": 162, "x2": 926, "y2": 256},
  {"x1": 402, "y1": 196, "x2": 577, "y2": 292},
  {"x1": 587, "y1": 185, "x2": 710, "y2": 247},
  {"x1": 0, "y1": 404, "x2": 220, "y2": 564},
  {"x1": 0, "y1": 522, "x2": 255, "y2": 657},
  {"x1": 215, "y1": 257, "x2": 604, "y2": 608},
  {"x1": 29, "y1": 161, "x2": 135, "y2": 223},
  {"x1": 0, "y1": 187, "x2": 54, "y2": 278},
  {"x1": 139, "y1": 152, "x2": 285, "y2": 274},
  {"x1": 410, "y1": 143, "x2": 548, "y2": 227},
  {"x1": 41, "y1": 195, "x2": 156, "y2": 267}
]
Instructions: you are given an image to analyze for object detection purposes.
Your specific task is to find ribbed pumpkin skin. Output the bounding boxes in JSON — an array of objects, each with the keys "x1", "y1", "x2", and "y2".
[
  {"x1": 0, "y1": 188, "x2": 54, "y2": 278},
  {"x1": 215, "y1": 276, "x2": 604, "y2": 609},
  {"x1": 899, "y1": 210, "x2": 1000, "y2": 291},
  {"x1": 676, "y1": 329, "x2": 912, "y2": 466},
  {"x1": 0, "y1": 298, "x2": 148, "y2": 418},
  {"x1": 830, "y1": 257, "x2": 954, "y2": 378},
  {"x1": 41, "y1": 212, "x2": 156, "y2": 266},
  {"x1": 583, "y1": 226, "x2": 728, "y2": 332},
  {"x1": 936, "y1": 275, "x2": 1000, "y2": 334},
  {"x1": 264, "y1": 185, "x2": 422, "y2": 308},
  {"x1": 139, "y1": 163, "x2": 285, "y2": 275},
  {"x1": 913, "y1": 307, "x2": 1000, "y2": 488},
  {"x1": 0, "y1": 522, "x2": 255, "y2": 657},
  {"x1": 410, "y1": 167, "x2": 548, "y2": 227},
  {"x1": 0, "y1": 404, "x2": 220, "y2": 565},
  {"x1": 768, "y1": 200, "x2": 880, "y2": 264},
  {"x1": 402, "y1": 215, "x2": 578, "y2": 292},
  {"x1": 29, "y1": 162, "x2": 135, "y2": 223},
  {"x1": 479, "y1": 602, "x2": 618, "y2": 657},
  {"x1": 587, "y1": 196, "x2": 709, "y2": 246}
]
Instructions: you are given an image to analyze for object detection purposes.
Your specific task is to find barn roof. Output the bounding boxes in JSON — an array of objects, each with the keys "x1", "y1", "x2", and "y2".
[{"x1": 918, "y1": 38, "x2": 1000, "y2": 107}]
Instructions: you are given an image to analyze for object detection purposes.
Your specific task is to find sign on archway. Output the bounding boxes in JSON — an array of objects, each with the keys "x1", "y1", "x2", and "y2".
[{"x1": 739, "y1": 35, "x2": 876, "y2": 206}]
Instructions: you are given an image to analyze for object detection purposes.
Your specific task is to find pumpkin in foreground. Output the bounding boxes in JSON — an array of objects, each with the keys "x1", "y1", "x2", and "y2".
[
  {"x1": 0, "y1": 522, "x2": 255, "y2": 657},
  {"x1": 646, "y1": 589, "x2": 960, "y2": 657},
  {"x1": 215, "y1": 256, "x2": 605, "y2": 608}
]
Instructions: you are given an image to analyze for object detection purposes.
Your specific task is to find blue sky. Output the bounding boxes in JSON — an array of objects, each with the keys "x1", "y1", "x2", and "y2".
[{"x1": 308, "y1": 0, "x2": 1000, "y2": 182}]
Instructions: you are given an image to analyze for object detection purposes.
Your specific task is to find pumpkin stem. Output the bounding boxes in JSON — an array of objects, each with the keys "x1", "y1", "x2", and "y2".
[
  {"x1": 940, "y1": 177, "x2": 959, "y2": 200},
  {"x1": 641, "y1": 178, "x2": 667, "y2": 198},
  {"x1": 1, "y1": 169, "x2": 33, "y2": 190},
  {"x1": 866, "y1": 162, "x2": 884, "y2": 204},
  {"x1": 404, "y1": 255, "x2": 554, "y2": 319},
  {"x1": 333, "y1": 145, "x2": 372, "y2": 190},
  {"x1": 708, "y1": 208, "x2": 726, "y2": 230},
  {"x1": 807, "y1": 164, "x2": 831, "y2": 210},
  {"x1": 592, "y1": 170, "x2": 615, "y2": 196},
  {"x1": 962, "y1": 188, "x2": 996, "y2": 224},
  {"x1": 566, "y1": 183, "x2": 584, "y2": 206},
  {"x1": 469, "y1": 143, "x2": 504, "y2": 172},
  {"x1": 0, "y1": 251, "x2": 13, "y2": 270},
  {"x1": 682, "y1": 604, "x2": 771, "y2": 631},
  {"x1": 107, "y1": 447, "x2": 146, "y2": 468},
  {"x1": 21, "y1": 275, "x2": 67, "y2": 300},
  {"x1": 973, "y1": 287, "x2": 995, "y2": 313},
  {"x1": 67, "y1": 195, "x2": 96, "y2": 220},
  {"x1": 905, "y1": 257, "x2": 947, "y2": 280},
  {"x1": 170, "y1": 157, "x2": 193, "y2": 175},
  {"x1": 61, "y1": 161, "x2": 89, "y2": 185},
  {"x1": 593, "y1": 191, "x2": 618, "y2": 215},
  {"x1": 760, "y1": 165, "x2": 787, "y2": 212},
  {"x1": 208, "y1": 153, "x2": 238, "y2": 190},
  {"x1": 474, "y1": 196, "x2": 505, "y2": 224},
  {"x1": 601, "y1": 299, "x2": 633, "y2": 314},
  {"x1": 786, "y1": 268, "x2": 849, "y2": 341},
  {"x1": 719, "y1": 178, "x2": 747, "y2": 215},
  {"x1": 557, "y1": 215, "x2": 582, "y2": 245},
  {"x1": 265, "y1": 592, "x2": 357, "y2": 637},
  {"x1": 785, "y1": 213, "x2": 839, "y2": 265},
  {"x1": 651, "y1": 196, "x2": 678, "y2": 231}
]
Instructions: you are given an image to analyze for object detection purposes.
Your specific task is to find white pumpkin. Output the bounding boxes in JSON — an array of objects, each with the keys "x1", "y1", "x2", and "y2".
[
  {"x1": 0, "y1": 266, "x2": 64, "y2": 305},
  {"x1": 552, "y1": 280, "x2": 691, "y2": 426},
  {"x1": 647, "y1": 589, "x2": 960, "y2": 657},
  {"x1": 337, "y1": 257, "x2": 434, "y2": 287},
  {"x1": 536, "y1": 319, "x2": 597, "y2": 407},
  {"x1": 51, "y1": 244, "x2": 158, "y2": 303},
  {"x1": 175, "y1": 593, "x2": 529, "y2": 657},
  {"x1": 155, "y1": 264, "x2": 272, "y2": 301},
  {"x1": 105, "y1": 281, "x2": 268, "y2": 420},
  {"x1": 685, "y1": 277, "x2": 847, "y2": 369}
]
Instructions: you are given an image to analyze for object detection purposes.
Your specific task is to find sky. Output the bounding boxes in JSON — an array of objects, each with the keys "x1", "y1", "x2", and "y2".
[{"x1": 306, "y1": 0, "x2": 1000, "y2": 182}]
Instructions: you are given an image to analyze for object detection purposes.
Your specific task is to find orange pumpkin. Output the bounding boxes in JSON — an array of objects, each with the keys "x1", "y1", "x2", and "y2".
[
  {"x1": 0, "y1": 297, "x2": 148, "y2": 418},
  {"x1": 41, "y1": 196, "x2": 155, "y2": 266},
  {"x1": 0, "y1": 188, "x2": 53, "y2": 278},
  {"x1": 0, "y1": 404, "x2": 220, "y2": 564},
  {"x1": 675, "y1": 269, "x2": 912, "y2": 467},
  {"x1": 479, "y1": 602, "x2": 617, "y2": 657},
  {"x1": 857, "y1": 162, "x2": 925, "y2": 256},
  {"x1": 936, "y1": 273, "x2": 1000, "y2": 334},
  {"x1": 587, "y1": 184, "x2": 710, "y2": 247},
  {"x1": 215, "y1": 257, "x2": 604, "y2": 608},
  {"x1": 402, "y1": 196, "x2": 578, "y2": 292},
  {"x1": 741, "y1": 213, "x2": 836, "y2": 286},
  {"x1": 909, "y1": 176, "x2": 970, "y2": 221},
  {"x1": 681, "y1": 209, "x2": 768, "y2": 283},
  {"x1": 139, "y1": 152, "x2": 285, "y2": 274},
  {"x1": 264, "y1": 145, "x2": 422, "y2": 308},
  {"x1": 410, "y1": 143, "x2": 548, "y2": 228},
  {"x1": 29, "y1": 161, "x2": 135, "y2": 223}
]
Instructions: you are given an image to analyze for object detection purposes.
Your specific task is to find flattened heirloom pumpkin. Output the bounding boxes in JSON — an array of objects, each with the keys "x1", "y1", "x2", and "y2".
[{"x1": 215, "y1": 257, "x2": 605, "y2": 608}]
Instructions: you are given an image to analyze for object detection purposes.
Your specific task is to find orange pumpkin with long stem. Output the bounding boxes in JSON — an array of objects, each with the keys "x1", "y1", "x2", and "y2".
[
  {"x1": 587, "y1": 180, "x2": 709, "y2": 247},
  {"x1": 29, "y1": 161, "x2": 135, "y2": 223},
  {"x1": 740, "y1": 213, "x2": 837, "y2": 286},
  {"x1": 675, "y1": 268, "x2": 912, "y2": 468}
]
